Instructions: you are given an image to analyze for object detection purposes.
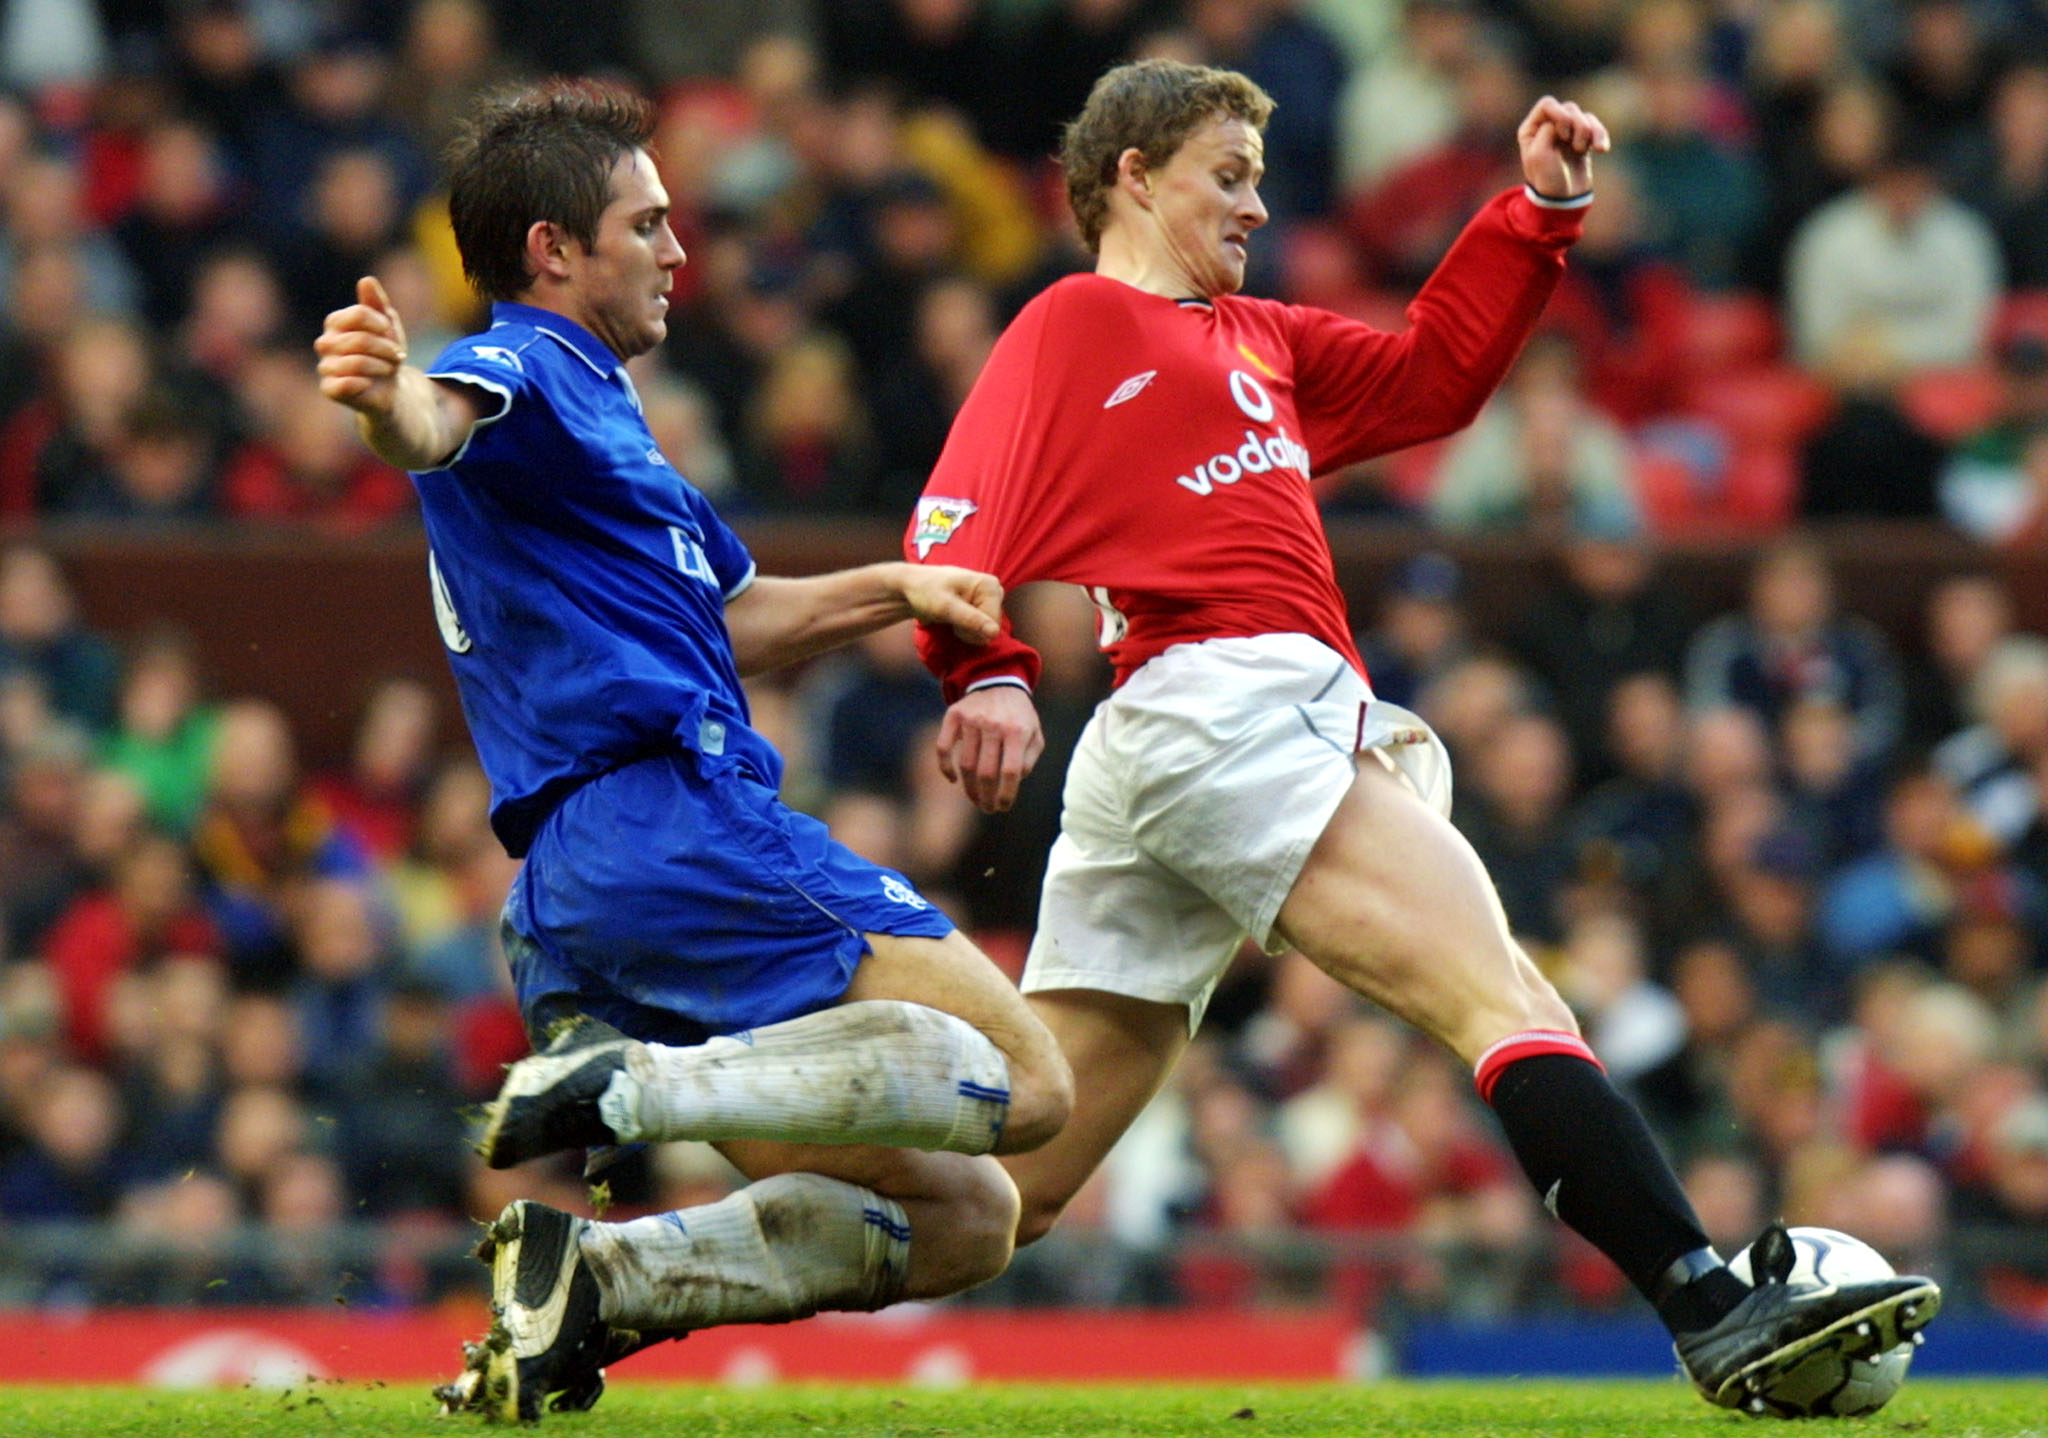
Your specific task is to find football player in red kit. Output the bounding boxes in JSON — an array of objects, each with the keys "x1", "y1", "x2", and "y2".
[{"x1": 907, "y1": 58, "x2": 1939, "y2": 1411}]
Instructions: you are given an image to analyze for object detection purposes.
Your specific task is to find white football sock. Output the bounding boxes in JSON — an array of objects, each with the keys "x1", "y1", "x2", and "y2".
[
  {"x1": 579, "y1": 1173, "x2": 910, "y2": 1329},
  {"x1": 596, "y1": 1000, "x2": 1010, "y2": 1154}
]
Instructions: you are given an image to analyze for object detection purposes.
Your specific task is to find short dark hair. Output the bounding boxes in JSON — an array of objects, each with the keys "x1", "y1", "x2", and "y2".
[
  {"x1": 445, "y1": 79, "x2": 656, "y2": 303},
  {"x1": 1060, "y1": 60, "x2": 1274, "y2": 253}
]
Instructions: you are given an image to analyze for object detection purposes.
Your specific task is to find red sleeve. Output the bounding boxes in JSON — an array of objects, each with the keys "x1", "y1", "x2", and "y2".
[
  {"x1": 1290, "y1": 188, "x2": 1585, "y2": 471},
  {"x1": 913, "y1": 613, "x2": 1042, "y2": 706},
  {"x1": 904, "y1": 290, "x2": 1076, "y2": 702}
]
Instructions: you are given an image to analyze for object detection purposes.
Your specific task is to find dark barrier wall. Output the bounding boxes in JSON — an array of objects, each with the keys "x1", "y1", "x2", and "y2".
[{"x1": 36, "y1": 521, "x2": 2044, "y2": 771}]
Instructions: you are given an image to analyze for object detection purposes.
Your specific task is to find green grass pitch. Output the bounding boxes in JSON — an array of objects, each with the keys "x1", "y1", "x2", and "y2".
[{"x1": 0, "y1": 1380, "x2": 2043, "y2": 1437}]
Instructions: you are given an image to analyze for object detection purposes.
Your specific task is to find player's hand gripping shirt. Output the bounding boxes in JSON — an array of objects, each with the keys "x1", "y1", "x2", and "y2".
[
  {"x1": 909, "y1": 188, "x2": 1586, "y2": 699},
  {"x1": 413, "y1": 303, "x2": 773, "y2": 856}
]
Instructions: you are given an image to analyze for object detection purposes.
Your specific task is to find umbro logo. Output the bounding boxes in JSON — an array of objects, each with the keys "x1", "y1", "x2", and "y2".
[{"x1": 1104, "y1": 370, "x2": 1157, "y2": 408}]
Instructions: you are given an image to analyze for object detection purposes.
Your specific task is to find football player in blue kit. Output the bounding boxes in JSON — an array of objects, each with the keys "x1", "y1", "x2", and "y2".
[{"x1": 315, "y1": 80, "x2": 1072, "y2": 1422}]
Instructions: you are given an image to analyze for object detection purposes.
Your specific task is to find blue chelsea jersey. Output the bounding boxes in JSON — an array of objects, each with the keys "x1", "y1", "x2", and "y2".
[{"x1": 416, "y1": 302, "x2": 778, "y2": 856}]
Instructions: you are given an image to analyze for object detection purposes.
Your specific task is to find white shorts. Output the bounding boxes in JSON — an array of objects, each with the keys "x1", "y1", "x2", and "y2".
[{"x1": 1021, "y1": 633, "x2": 1452, "y2": 1031}]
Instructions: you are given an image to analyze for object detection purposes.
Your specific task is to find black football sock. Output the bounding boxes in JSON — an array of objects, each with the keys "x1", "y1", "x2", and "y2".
[{"x1": 1482, "y1": 1048, "x2": 1748, "y2": 1334}]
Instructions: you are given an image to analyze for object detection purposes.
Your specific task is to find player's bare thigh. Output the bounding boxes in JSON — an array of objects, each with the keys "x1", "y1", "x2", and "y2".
[
  {"x1": 717, "y1": 1138, "x2": 1018, "y2": 1300},
  {"x1": 1000, "y1": 988, "x2": 1190, "y2": 1247},
  {"x1": 1274, "y1": 759, "x2": 1574, "y2": 1064},
  {"x1": 845, "y1": 929, "x2": 1075, "y2": 1153}
]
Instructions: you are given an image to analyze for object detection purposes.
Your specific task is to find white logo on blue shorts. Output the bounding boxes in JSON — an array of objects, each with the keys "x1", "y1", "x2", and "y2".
[{"x1": 880, "y1": 876, "x2": 928, "y2": 910}]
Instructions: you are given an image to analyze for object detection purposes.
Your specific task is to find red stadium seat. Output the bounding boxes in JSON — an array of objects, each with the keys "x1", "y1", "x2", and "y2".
[
  {"x1": 1681, "y1": 365, "x2": 1836, "y2": 450},
  {"x1": 1901, "y1": 365, "x2": 2004, "y2": 443},
  {"x1": 1675, "y1": 290, "x2": 1783, "y2": 378},
  {"x1": 1725, "y1": 444, "x2": 1800, "y2": 529},
  {"x1": 1997, "y1": 289, "x2": 2048, "y2": 346}
]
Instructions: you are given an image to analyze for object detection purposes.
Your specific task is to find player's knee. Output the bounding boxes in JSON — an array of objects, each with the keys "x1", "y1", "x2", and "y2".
[
  {"x1": 1013, "y1": 1185, "x2": 1067, "y2": 1248},
  {"x1": 928, "y1": 1157, "x2": 1022, "y2": 1291},
  {"x1": 993, "y1": 1030, "x2": 1074, "y2": 1154}
]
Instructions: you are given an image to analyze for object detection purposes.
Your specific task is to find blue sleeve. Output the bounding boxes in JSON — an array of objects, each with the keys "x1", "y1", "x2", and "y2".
[
  {"x1": 425, "y1": 335, "x2": 540, "y2": 434},
  {"x1": 693, "y1": 493, "x2": 756, "y2": 600}
]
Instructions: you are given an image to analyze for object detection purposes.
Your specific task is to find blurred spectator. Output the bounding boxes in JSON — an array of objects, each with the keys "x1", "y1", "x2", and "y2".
[
  {"x1": 109, "y1": 116, "x2": 250, "y2": 332},
  {"x1": 219, "y1": 372, "x2": 414, "y2": 531},
  {"x1": 1450, "y1": 710, "x2": 1577, "y2": 943},
  {"x1": 1559, "y1": 909, "x2": 1686, "y2": 1084},
  {"x1": 811, "y1": 622, "x2": 973, "y2": 894},
  {"x1": 245, "y1": 35, "x2": 429, "y2": 247},
  {"x1": 1778, "y1": 695, "x2": 1888, "y2": 865},
  {"x1": 1960, "y1": 57, "x2": 2048, "y2": 289},
  {"x1": 1990, "y1": 424, "x2": 2048, "y2": 550},
  {"x1": 1509, "y1": 522, "x2": 1691, "y2": 786},
  {"x1": 1680, "y1": 1149, "x2": 1768, "y2": 1256},
  {"x1": 100, "y1": 626, "x2": 220, "y2": 836},
  {"x1": 1882, "y1": 0, "x2": 1996, "y2": 183},
  {"x1": 335, "y1": 979, "x2": 467, "y2": 1216},
  {"x1": 0, "y1": 545, "x2": 121, "y2": 736},
  {"x1": 0, "y1": 722, "x2": 93, "y2": 953},
  {"x1": 1683, "y1": 536, "x2": 1905, "y2": 763},
  {"x1": 174, "y1": 248, "x2": 290, "y2": 421},
  {"x1": 0, "y1": 152, "x2": 141, "y2": 320},
  {"x1": 289, "y1": 876, "x2": 391, "y2": 1089},
  {"x1": 1347, "y1": 22, "x2": 1528, "y2": 288},
  {"x1": 43, "y1": 386, "x2": 223, "y2": 523},
  {"x1": 735, "y1": 331, "x2": 884, "y2": 514},
  {"x1": 118, "y1": 953, "x2": 229, "y2": 1183},
  {"x1": 0, "y1": 1063, "x2": 126, "y2": 1220},
  {"x1": 1005, "y1": 0, "x2": 1177, "y2": 164},
  {"x1": 1427, "y1": 331, "x2": 1644, "y2": 538},
  {"x1": 1940, "y1": 333, "x2": 2048, "y2": 541},
  {"x1": 1635, "y1": 938, "x2": 1763, "y2": 1155},
  {"x1": 275, "y1": 145, "x2": 409, "y2": 340},
  {"x1": 822, "y1": 166, "x2": 962, "y2": 382},
  {"x1": 1335, "y1": 0, "x2": 1475, "y2": 195},
  {"x1": 1276, "y1": 1011, "x2": 1410, "y2": 1187},
  {"x1": 160, "y1": 0, "x2": 289, "y2": 163},
  {"x1": 819, "y1": 0, "x2": 1008, "y2": 151},
  {"x1": 633, "y1": 366, "x2": 736, "y2": 502},
  {"x1": 1237, "y1": 952, "x2": 1356, "y2": 1102},
  {"x1": 43, "y1": 830, "x2": 222, "y2": 1063},
  {"x1": 1786, "y1": 130, "x2": 2002, "y2": 372},
  {"x1": 1798, "y1": 322, "x2": 1946, "y2": 520},
  {"x1": 189, "y1": 697, "x2": 369, "y2": 977},
  {"x1": 1567, "y1": 671, "x2": 1699, "y2": 902},
  {"x1": 310, "y1": 675, "x2": 440, "y2": 865},
  {"x1": 869, "y1": 272, "x2": 999, "y2": 499},
  {"x1": 1742, "y1": 5, "x2": 1871, "y2": 293},
  {"x1": 1934, "y1": 633, "x2": 2048, "y2": 845},
  {"x1": 389, "y1": 0, "x2": 523, "y2": 160},
  {"x1": 1356, "y1": 551, "x2": 1471, "y2": 711},
  {"x1": 1904, "y1": 572, "x2": 2017, "y2": 751},
  {"x1": 17, "y1": 317, "x2": 157, "y2": 521},
  {"x1": 1817, "y1": 764, "x2": 1980, "y2": 970},
  {"x1": 1621, "y1": 53, "x2": 1762, "y2": 290},
  {"x1": 1718, "y1": 824, "x2": 1836, "y2": 1020}
]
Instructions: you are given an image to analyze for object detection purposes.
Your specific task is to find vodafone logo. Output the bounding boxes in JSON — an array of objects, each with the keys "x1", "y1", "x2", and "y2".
[
  {"x1": 1104, "y1": 370, "x2": 1157, "y2": 408},
  {"x1": 1229, "y1": 370, "x2": 1274, "y2": 422},
  {"x1": 1172, "y1": 368, "x2": 1308, "y2": 496}
]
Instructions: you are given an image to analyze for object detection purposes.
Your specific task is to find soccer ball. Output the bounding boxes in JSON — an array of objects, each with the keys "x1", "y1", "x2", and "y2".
[{"x1": 1726, "y1": 1227, "x2": 1915, "y2": 1418}]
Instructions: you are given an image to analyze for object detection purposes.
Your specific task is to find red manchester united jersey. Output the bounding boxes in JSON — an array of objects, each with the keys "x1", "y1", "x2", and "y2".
[{"x1": 909, "y1": 187, "x2": 1585, "y2": 700}]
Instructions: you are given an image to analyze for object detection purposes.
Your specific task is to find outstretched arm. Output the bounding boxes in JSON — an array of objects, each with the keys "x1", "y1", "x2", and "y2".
[
  {"x1": 316, "y1": 276, "x2": 482, "y2": 471},
  {"x1": 724, "y1": 562, "x2": 1001, "y2": 676}
]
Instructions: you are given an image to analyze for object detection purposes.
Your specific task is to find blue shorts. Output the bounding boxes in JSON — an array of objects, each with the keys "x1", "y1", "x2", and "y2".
[{"x1": 502, "y1": 751, "x2": 954, "y2": 1047}]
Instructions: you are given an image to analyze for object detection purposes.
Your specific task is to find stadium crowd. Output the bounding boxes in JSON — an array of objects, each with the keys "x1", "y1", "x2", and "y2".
[{"x1": 0, "y1": 0, "x2": 2046, "y2": 1327}]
